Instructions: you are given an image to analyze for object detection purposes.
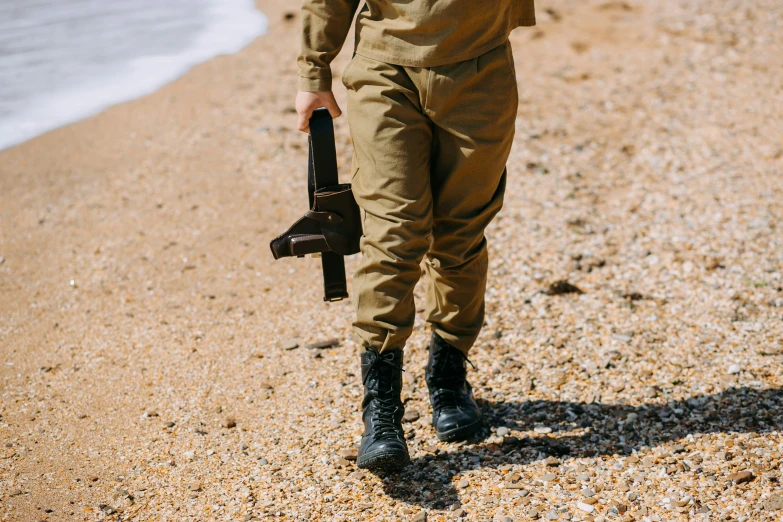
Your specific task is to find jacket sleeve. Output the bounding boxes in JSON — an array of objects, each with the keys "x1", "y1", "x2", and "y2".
[{"x1": 298, "y1": 0, "x2": 362, "y2": 92}]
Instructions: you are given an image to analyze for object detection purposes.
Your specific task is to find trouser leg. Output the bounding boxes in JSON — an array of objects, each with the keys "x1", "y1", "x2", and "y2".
[
  {"x1": 342, "y1": 55, "x2": 433, "y2": 353},
  {"x1": 423, "y1": 42, "x2": 519, "y2": 355}
]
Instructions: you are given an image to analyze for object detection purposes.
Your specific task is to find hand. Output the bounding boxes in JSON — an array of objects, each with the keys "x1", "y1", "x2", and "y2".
[{"x1": 295, "y1": 91, "x2": 342, "y2": 133}]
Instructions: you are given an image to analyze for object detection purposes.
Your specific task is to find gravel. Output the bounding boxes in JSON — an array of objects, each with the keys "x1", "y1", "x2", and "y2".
[{"x1": 1, "y1": 0, "x2": 782, "y2": 520}]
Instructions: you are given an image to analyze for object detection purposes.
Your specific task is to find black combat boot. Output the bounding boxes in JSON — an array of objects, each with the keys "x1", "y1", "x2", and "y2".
[
  {"x1": 356, "y1": 347, "x2": 410, "y2": 470},
  {"x1": 426, "y1": 332, "x2": 483, "y2": 441}
]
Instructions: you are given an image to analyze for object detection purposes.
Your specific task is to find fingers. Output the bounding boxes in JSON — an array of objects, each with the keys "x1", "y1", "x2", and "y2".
[
  {"x1": 297, "y1": 107, "x2": 311, "y2": 133},
  {"x1": 322, "y1": 94, "x2": 343, "y2": 119},
  {"x1": 295, "y1": 91, "x2": 343, "y2": 133}
]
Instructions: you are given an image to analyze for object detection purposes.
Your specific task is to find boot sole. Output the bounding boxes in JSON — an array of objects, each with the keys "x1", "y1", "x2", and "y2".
[
  {"x1": 356, "y1": 449, "x2": 410, "y2": 470},
  {"x1": 435, "y1": 418, "x2": 483, "y2": 442}
]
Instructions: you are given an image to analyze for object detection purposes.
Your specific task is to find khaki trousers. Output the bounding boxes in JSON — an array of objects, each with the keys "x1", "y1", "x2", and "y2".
[{"x1": 341, "y1": 41, "x2": 518, "y2": 355}]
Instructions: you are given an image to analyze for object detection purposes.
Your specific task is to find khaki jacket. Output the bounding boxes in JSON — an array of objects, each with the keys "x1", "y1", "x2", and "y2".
[{"x1": 298, "y1": 0, "x2": 536, "y2": 91}]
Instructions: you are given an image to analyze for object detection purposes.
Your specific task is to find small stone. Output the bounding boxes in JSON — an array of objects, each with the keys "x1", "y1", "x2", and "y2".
[
  {"x1": 412, "y1": 510, "x2": 427, "y2": 522},
  {"x1": 577, "y1": 473, "x2": 590, "y2": 481},
  {"x1": 339, "y1": 448, "x2": 359, "y2": 461},
  {"x1": 727, "y1": 471, "x2": 754, "y2": 484},
  {"x1": 582, "y1": 497, "x2": 598, "y2": 505},
  {"x1": 183, "y1": 451, "x2": 195, "y2": 460},
  {"x1": 351, "y1": 471, "x2": 366, "y2": 480},
  {"x1": 164, "y1": 421, "x2": 175, "y2": 428},
  {"x1": 671, "y1": 444, "x2": 686, "y2": 453},
  {"x1": 544, "y1": 280, "x2": 584, "y2": 295},
  {"x1": 145, "y1": 411, "x2": 159, "y2": 418},
  {"x1": 402, "y1": 410, "x2": 420, "y2": 422},
  {"x1": 88, "y1": 476, "x2": 99, "y2": 482},
  {"x1": 282, "y1": 340, "x2": 299, "y2": 350},
  {"x1": 534, "y1": 426, "x2": 553, "y2": 434},
  {"x1": 541, "y1": 473, "x2": 557, "y2": 482},
  {"x1": 306, "y1": 338, "x2": 340, "y2": 349},
  {"x1": 458, "y1": 479, "x2": 469, "y2": 489},
  {"x1": 453, "y1": 508, "x2": 466, "y2": 518},
  {"x1": 335, "y1": 457, "x2": 351, "y2": 468},
  {"x1": 221, "y1": 417, "x2": 237, "y2": 429},
  {"x1": 544, "y1": 456, "x2": 560, "y2": 467},
  {"x1": 497, "y1": 427, "x2": 510, "y2": 437},
  {"x1": 527, "y1": 507, "x2": 542, "y2": 519},
  {"x1": 10, "y1": 489, "x2": 22, "y2": 497},
  {"x1": 628, "y1": 492, "x2": 638, "y2": 501},
  {"x1": 258, "y1": 382, "x2": 273, "y2": 390},
  {"x1": 258, "y1": 458, "x2": 268, "y2": 465},
  {"x1": 643, "y1": 386, "x2": 658, "y2": 398},
  {"x1": 189, "y1": 482, "x2": 202, "y2": 492},
  {"x1": 242, "y1": 515, "x2": 253, "y2": 521},
  {"x1": 613, "y1": 334, "x2": 632, "y2": 343},
  {"x1": 727, "y1": 364, "x2": 741, "y2": 375},
  {"x1": 423, "y1": 445, "x2": 439, "y2": 454},
  {"x1": 581, "y1": 488, "x2": 595, "y2": 497},
  {"x1": 576, "y1": 502, "x2": 595, "y2": 513},
  {"x1": 546, "y1": 510, "x2": 559, "y2": 520}
]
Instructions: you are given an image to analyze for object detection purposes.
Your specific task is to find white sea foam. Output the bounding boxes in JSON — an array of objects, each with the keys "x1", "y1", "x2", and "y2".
[{"x1": 0, "y1": 0, "x2": 267, "y2": 151}]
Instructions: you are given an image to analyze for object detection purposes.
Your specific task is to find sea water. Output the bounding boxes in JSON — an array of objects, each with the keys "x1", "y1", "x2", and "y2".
[{"x1": 0, "y1": 0, "x2": 267, "y2": 151}]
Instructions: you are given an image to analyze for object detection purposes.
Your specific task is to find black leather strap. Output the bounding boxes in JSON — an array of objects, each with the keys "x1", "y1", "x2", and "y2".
[{"x1": 309, "y1": 108, "x2": 349, "y2": 302}]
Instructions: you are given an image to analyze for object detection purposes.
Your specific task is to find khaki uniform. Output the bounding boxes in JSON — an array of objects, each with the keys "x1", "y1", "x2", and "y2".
[{"x1": 298, "y1": 1, "x2": 534, "y2": 354}]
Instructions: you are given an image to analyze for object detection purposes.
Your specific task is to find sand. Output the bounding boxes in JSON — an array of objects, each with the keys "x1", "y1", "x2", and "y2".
[{"x1": 1, "y1": 0, "x2": 782, "y2": 520}]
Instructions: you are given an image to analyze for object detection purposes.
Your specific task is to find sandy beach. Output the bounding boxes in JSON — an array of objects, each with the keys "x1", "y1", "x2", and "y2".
[{"x1": 1, "y1": 0, "x2": 782, "y2": 520}]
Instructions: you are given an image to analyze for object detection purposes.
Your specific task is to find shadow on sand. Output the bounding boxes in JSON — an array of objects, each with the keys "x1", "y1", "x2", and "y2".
[{"x1": 368, "y1": 387, "x2": 783, "y2": 509}]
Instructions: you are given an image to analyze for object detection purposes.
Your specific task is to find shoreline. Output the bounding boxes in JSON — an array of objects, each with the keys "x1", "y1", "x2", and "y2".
[{"x1": 0, "y1": 0, "x2": 268, "y2": 152}]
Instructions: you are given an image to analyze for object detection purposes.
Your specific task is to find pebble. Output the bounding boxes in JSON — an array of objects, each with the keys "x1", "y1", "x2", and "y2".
[
  {"x1": 576, "y1": 502, "x2": 595, "y2": 513},
  {"x1": 189, "y1": 482, "x2": 201, "y2": 491},
  {"x1": 643, "y1": 386, "x2": 658, "y2": 398},
  {"x1": 497, "y1": 426, "x2": 510, "y2": 437},
  {"x1": 727, "y1": 363, "x2": 741, "y2": 374},
  {"x1": 402, "y1": 410, "x2": 420, "y2": 422},
  {"x1": 541, "y1": 473, "x2": 557, "y2": 482},
  {"x1": 544, "y1": 456, "x2": 560, "y2": 467},
  {"x1": 306, "y1": 338, "x2": 340, "y2": 349},
  {"x1": 546, "y1": 510, "x2": 559, "y2": 520},
  {"x1": 258, "y1": 458, "x2": 268, "y2": 465},
  {"x1": 534, "y1": 426, "x2": 553, "y2": 434},
  {"x1": 458, "y1": 479, "x2": 469, "y2": 489},
  {"x1": 727, "y1": 471, "x2": 755, "y2": 484},
  {"x1": 282, "y1": 340, "x2": 299, "y2": 350},
  {"x1": 412, "y1": 510, "x2": 427, "y2": 522},
  {"x1": 543, "y1": 280, "x2": 584, "y2": 295},
  {"x1": 164, "y1": 421, "x2": 175, "y2": 428},
  {"x1": 339, "y1": 448, "x2": 358, "y2": 461},
  {"x1": 221, "y1": 417, "x2": 237, "y2": 429},
  {"x1": 581, "y1": 488, "x2": 595, "y2": 497}
]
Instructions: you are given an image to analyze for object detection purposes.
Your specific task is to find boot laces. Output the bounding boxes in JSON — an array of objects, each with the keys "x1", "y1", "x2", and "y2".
[{"x1": 363, "y1": 351, "x2": 405, "y2": 439}]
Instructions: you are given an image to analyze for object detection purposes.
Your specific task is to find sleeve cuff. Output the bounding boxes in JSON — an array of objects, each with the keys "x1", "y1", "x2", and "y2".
[{"x1": 298, "y1": 76, "x2": 333, "y2": 92}]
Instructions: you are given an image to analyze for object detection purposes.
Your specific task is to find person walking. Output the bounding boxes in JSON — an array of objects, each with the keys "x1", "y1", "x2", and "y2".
[{"x1": 295, "y1": 0, "x2": 536, "y2": 470}]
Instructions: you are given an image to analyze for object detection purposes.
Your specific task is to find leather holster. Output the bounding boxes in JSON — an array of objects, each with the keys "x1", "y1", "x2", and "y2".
[{"x1": 270, "y1": 183, "x2": 362, "y2": 259}]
